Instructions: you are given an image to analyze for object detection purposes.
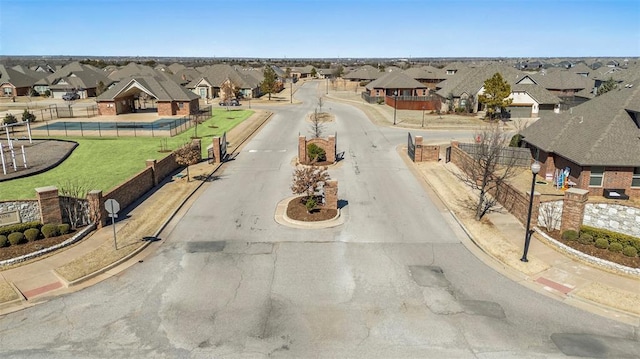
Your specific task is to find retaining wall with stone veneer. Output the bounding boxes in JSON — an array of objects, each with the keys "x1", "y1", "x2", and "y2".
[
  {"x1": 584, "y1": 203, "x2": 640, "y2": 238},
  {"x1": 0, "y1": 200, "x2": 40, "y2": 223}
]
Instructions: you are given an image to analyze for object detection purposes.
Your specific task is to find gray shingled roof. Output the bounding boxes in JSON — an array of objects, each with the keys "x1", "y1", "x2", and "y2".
[
  {"x1": 343, "y1": 65, "x2": 382, "y2": 81},
  {"x1": 521, "y1": 79, "x2": 640, "y2": 167},
  {"x1": 41, "y1": 61, "x2": 112, "y2": 89},
  {"x1": 365, "y1": 71, "x2": 427, "y2": 90},
  {"x1": 531, "y1": 69, "x2": 594, "y2": 91},
  {"x1": 97, "y1": 73, "x2": 199, "y2": 102},
  {"x1": 403, "y1": 66, "x2": 446, "y2": 81},
  {"x1": 511, "y1": 84, "x2": 561, "y2": 104},
  {"x1": 186, "y1": 64, "x2": 260, "y2": 90},
  {"x1": 436, "y1": 63, "x2": 522, "y2": 98},
  {"x1": 0, "y1": 65, "x2": 38, "y2": 88}
]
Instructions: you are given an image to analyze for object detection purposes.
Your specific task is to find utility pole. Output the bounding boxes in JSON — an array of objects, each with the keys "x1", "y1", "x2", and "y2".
[{"x1": 290, "y1": 79, "x2": 293, "y2": 104}]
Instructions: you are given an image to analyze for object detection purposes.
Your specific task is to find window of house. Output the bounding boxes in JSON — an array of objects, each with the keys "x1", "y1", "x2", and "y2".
[
  {"x1": 589, "y1": 166, "x2": 604, "y2": 186},
  {"x1": 178, "y1": 102, "x2": 184, "y2": 109},
  {"x1": 632, "y1": 167, "x2": 640, "y2": 187}
]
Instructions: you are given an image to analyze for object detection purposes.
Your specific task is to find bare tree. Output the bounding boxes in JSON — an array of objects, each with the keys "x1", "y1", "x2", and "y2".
[
  {"x1": 309, "y1": 108, "x2": 325, "y2": 138},
  {"x1": 538, "y1": 201, "x2": 563, "y2": 232},
  {"x1": 291, "y1": 165, "x2": 330, "y2": 199},
  {"x1": 317, "y1": 97, "x2": 324, "y2": 113},
  {"x1": 174, "y1": 142, "x2": 201, "y2": 181},
  {"x1": 220, "y1": 79, "x2": 235, "y2": 111},
  {"x1": 59, "y1": 179, "x2": 92, "y2": 228},
  {"x1": 454, "y1": 123, "x2": 520, "y2": 220}
]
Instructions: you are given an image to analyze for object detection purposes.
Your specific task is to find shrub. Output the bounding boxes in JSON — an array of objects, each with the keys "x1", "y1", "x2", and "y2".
[
  {"x1": 305, "y1": 197, "x2": 317, "y2": 213},
  {"x1": 3, "y1": 113, "x2": 18, "y2": 125},
  {"x1": 307, "y1": 143, "x2": 326, "y2": 163},
  {"x1": 0, "y1": 235, "x2": 8, "y2": 247},
  {"x1": 509, "y1": 134, "x2": 523, "y2": 147},
  {"x1": 22, "y1": 109, "x2": 36, "y2": 123},
  {"x1": 609, "y1": 242, "x2": 623, "y2": 253},
  {"x1": 622, "y1": 246, "x2": 638, "y2": 257},
  {"x1": 44, "y1": 90, "x2": 51, "y2": 97},
  {"x1": 562, "y1": 230, "x2": 579, "y2": 241},
  {"x1": 594, "y1": 238, "x2": 609, "y2": 249},
  {"x1": 577, "y1": 233, "x2": 593, "y2": 244},
  {"x1": 0, "y1": 221, "x2": 42, "y2": 236},
  {"x1": 24, "y1": 228, "x2": 40, "y2": 241},
  {"x1": 41, "y1": 224, "x2": 59, "y2": 238},
  {"x1": 8, "y1": 232, "x2": 26, "y2": 245},
  {"x1": 58, "y1": 223, "x2": 71, "y2": 235}
]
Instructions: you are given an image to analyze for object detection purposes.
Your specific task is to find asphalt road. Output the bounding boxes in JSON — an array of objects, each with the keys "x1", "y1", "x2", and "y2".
[{"x1": 0, "y1": 82, "x2": 638, "y2": 358}]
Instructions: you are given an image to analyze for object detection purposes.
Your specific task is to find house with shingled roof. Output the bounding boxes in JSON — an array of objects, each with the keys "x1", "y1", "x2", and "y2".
[
  {"x1": 186, "y1": 64, "x2": 264, "y2": 100},
  {"x1": 37, "y1": 61, "x2": 113, "y2": 99},
  {"x1": 0, "y1": 64, "x2": 39, "y2": 97},
  {"x1": 520, "y1": 79, "x2": 640, "y2": 199},
  {"x1": 362, "y1": 71, "x2": 438, "y2": 110},
  {"x1": 96, "y1": 72, "x2": 200, "y2": 116}
]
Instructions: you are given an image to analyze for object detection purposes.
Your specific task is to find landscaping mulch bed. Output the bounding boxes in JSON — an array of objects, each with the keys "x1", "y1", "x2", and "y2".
[
  {"x1": 546, "y1": 231, "x2": 640, "y2": 269},
  {"x1": 0, "y1": 139, "x2": 77, "y2": 181},
  {"x1": 0, "y1": 232, "x2": 75, "y2": 261},
  {"x1": 286, "y1": 197, "x2": 337, "y2": 222}
]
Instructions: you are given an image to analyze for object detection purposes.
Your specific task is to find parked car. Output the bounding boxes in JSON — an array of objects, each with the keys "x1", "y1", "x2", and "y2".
[
  {"x1": 219, "y1": 99, "x2": 240, "y2": 106},
  {"x1": 62, "y1": 92, "x2": 80, "y2": 101}
]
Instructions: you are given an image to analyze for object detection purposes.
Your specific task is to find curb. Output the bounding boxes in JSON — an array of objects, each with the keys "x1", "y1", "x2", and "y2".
[{"x1": 276, "y1": 196, "x2": 343, "y2": 229}]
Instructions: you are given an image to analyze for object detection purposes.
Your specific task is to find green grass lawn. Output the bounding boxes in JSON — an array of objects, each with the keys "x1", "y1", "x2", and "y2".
[{"x1": 0, "y1": 109, "x2": 252, "y2": 200}]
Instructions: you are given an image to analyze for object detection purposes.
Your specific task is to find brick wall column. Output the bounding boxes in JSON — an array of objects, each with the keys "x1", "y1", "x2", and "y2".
[
  {"x1": 414, "y1": 136, "x2": 423, "y2": 162},
  {"x1": 327, "y1": 135, "x2": 336, "y2": 163},
  {"x1": 560, "y1": 188, "x2": 589, "y2": 233},
  {"x1": 298, "y1": 136, "x2": 307, "y2": 164},
  {"x1": 87, "y1": 190, "x2": 106, "y2": 228},
  {"x1": 36, "y1": 186, "x2": 62, "y2": 224},
  {"x1": 423, "y1": 145, "x2": 440, "y2": 162},
  {"x1": 212, "y1": 137, "x2": 221, "y2": 163},
  {"x1": 324, "y1": 180, "x2": 338, "y2": 210},
  {"x1": 146, "y1": 159, "x2": 158, "y2": 186}
]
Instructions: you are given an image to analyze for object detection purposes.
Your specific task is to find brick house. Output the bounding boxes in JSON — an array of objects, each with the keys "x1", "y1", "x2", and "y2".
[
  {"x1": 96, "y1": 74, "x2": 200, "y2": 116},
  {"x1": 362, "y1": 71, "x2": 436, "y2": 110},
  {"x1": 0, "y1": 64, "x2": 38, "y2": 97},
  {"x1": 520, "y1": 79, "x2": 640, "y2": 199}
]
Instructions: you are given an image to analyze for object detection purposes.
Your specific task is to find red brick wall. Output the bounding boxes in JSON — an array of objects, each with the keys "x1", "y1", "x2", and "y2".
[
  {"x1": 98, "y1": 102, "x2": 117, "y2": 116},
  {"x1": 299, "y1": 136, "x2": 336, "y2": 164},
  {"x1": 385, "y1": 96, "x2": 441, "y2": 110},
  {"x1": 154, "y1": 154, "x2": 180, "y2": 183},
  {"x1": 560, "y1": 188, "x2": 589, "y2": 233},
  {"x1": 36, "y1": 186, "x2": 63, "y2": 224},
  {"x1": 420, "y1": 145, "x2": 440, "y2": 162},
  {"x1": 104, "y1": 167, "x2": 155, "y2": 212},
  {"x1": 158, "y1": 102, "x2": 174, "y2": 116}
]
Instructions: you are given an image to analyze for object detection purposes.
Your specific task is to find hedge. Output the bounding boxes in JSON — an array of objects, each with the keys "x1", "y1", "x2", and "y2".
[
  {"x1": 0, "y1": 221, "x2": 41, "y2": 237},
  {"x1": 580, "y1": 225, "x2": 640, "y2": 252},
  {"x1": 8, "y1": 232, "x2": 26, "y2": 246}
]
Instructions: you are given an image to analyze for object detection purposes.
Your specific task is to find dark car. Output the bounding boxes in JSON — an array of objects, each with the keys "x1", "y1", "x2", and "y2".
[
  {"x1": 62, "y1": 92, "x2": 80, "y2": 101},
  {"x1": 219, "y1": 99, "x2": 240, "y2": 106}
]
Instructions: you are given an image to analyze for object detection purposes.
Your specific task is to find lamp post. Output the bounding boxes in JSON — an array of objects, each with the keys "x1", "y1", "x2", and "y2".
[
  {"x1": 421, "y1": 106, "x2": 426, "y2": 128},
  {"x1": 521, "y1": 161, "x2": 541, "y2": 262},
  {"x1": 326, "y1": 77, "x2": 329, "y2": 95},
  {"x1": 393, "y1": 90, "x2": 398, "y2": 125}
]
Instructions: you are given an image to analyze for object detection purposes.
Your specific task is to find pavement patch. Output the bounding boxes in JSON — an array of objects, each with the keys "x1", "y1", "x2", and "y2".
[
  {"x1": 409, "y1": 266, "x2": 449, "y2": 288},
  {"x1": 551, "y1": 333, "x2": 640, "y2": 358},
  {"x1": 186, "y1": 241, "x2": 226, "y2": 253}
]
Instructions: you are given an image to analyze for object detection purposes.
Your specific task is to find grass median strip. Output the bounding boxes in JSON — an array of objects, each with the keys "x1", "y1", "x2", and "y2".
[
  {"x1": 0, "y1": 280, "x2": 19, "y2": 304},
  {"x1": 0, "y1": 109, "x2": 252, "y2": 200}
]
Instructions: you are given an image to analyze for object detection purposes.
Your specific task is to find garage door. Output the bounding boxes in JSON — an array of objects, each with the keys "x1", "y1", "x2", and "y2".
[{"x1": 506, "y1": 106, "x2": 532, "y2": 119}]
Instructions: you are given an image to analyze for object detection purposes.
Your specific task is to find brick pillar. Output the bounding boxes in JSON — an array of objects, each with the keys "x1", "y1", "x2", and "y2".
[
  {"x1": 560, "y1": 188, "x2": 589, "y2": 233},
  {"x1": 36, "y1": 186, "x2": 62, "y2": 224},
  {"x1": 414, "y1": 136, "x2": 423, "y2": 162},
  {"x1": 423, "y1": 145, "x2": 440, "y2": 162},
  {"x1": 327, "y1": 135, "x2": 336, "y2": 163},
  {"x1": 451, "y1": 140, "x2": 459, "y2": 148},
  {"x1": 298, "y1": 136, "x2": 307, "y2": 164},
  {"x1": 324, "y1": 180, "x2": 338, "y2": 210},
  {"x1": 87, "y1": 190, "x2": 106, "y2": 228},
  {"x1": 212, "y1": 137, "x2": 221, "y2": 163},
  {"x1": 146, "y1": 159, "x2": 158, "y2": 186}
]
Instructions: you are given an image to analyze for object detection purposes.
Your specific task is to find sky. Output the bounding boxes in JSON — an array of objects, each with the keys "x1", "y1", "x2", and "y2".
[{"x1": 1, "y1": 0, "x2": 639, "y2": 58}]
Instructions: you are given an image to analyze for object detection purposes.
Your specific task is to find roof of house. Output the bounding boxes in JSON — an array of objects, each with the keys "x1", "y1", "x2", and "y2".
[
  {"x1": 521, "y1": 79, "x2": 640, "y2": 167},
  {"x1": 403, "y1": 66, "x2": 446, "y2": 81},
  {"x1": 365, "y1": 71, "x2": 427, "y2": 90},
  {"x1": 0, "y1": 65, "x2": 38, "y2": 88},
  {"x1": 530, "y1": 69, "x2": 594, "y2": 91},
  {"x1": 435, "y1": 63, "x2": 522, "y2": 97},
  {"x1": 343, "y1": 65, "x2": 382, "y2": 81},
  {"x1": 186, "y1": 64, "x2": 261, "y2": 89},
  {"x1": 511, "y1": 84, "x2": 561, "y2": 104},
  {"x1": 97, "y1": 73, "x2": 200, "y2": 102},
  {"x1": 40, "y1": 61, "x2": 112, "y2": 89}
]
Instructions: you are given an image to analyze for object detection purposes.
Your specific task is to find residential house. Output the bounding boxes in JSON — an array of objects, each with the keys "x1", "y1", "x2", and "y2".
[
  {"x1": 530, "y1": 68, "x2": 595, "y2": 108},
  {"x1": 343, "y1": 65, "x2": 382, "y2": 83},
  {"x1": 362, "y1": 71, "x2": 435, "y2": 110},
  {"x1": 96, "y1": 72, "x2": 200, "y2": 116},
  {"x1": 38, "y1": 61, "x2": 113, "y2": 99},
  {"x1": 403, "y1": 66, "x2": 446, "y2": 89},
  {"x1": 520, "y1": 79, "x2": 640, "y2": 199},
  {"x1": 186, "y1": 64, "x2": 264, "y2": 100},
  {"x1": 0, "y1": 65, "x2": 38, "y2": 97},
  {"x1": 289, "y1": 66, "x2": 315, "y2": 80}
]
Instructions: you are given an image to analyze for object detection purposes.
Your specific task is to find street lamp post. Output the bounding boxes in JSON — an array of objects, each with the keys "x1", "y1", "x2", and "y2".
[
  {"x1": 421, "y1": 106, "x2": 426, "y2": 128},
  {"x1": 326, "y1": 77, "x2": 329, "y2": 95},
  {"x1": 521, "y1": 161, "x2": 541, "y2": 262},
  {"x1": 393, "y1": 90, "x2": 398, "y2": 125}
]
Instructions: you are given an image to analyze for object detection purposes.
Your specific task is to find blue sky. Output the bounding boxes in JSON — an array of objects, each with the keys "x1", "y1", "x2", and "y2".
[{"x1": 1, "y1": 0, "x2": 638, "y2": 58}]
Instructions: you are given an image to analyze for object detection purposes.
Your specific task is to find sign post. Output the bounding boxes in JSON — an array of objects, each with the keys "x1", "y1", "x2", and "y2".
[{"x1": 105, "y1": 199, "x2": 120, "y2": 250}]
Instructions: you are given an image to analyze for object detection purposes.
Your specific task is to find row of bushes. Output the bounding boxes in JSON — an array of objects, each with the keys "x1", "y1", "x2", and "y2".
[
  {"x1": 561, "y1": 226, "x2": 640, "y2": 257},
  {"x1": 0, "y1": 223, "x2": 71, "y2": 248}
]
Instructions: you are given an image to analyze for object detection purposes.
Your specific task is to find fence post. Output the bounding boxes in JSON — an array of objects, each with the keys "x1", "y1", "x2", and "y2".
[{"x1": 64, "y1": 122, "x2": 68, "y2": 137}]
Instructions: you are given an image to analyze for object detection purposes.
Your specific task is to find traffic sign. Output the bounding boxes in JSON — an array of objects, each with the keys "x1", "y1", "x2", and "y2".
[{"x1": 105, "y1": 199, "x2": 120, "y2": 214}]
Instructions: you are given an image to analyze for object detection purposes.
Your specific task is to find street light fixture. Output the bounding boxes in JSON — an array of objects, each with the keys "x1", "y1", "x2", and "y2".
[
  {"x1": 421, "y1": 105, "x2": 426, "y2": 128},
  {"x1": 393, "y1": 90, "x2": 398, "y2": 125},
  {"x1": 521, "y1": 161, "x2": 541, "y2": 262}
]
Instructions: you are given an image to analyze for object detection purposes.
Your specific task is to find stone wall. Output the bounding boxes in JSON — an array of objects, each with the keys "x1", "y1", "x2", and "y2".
[
  {"x1": 0, "y1": 200, "x2": 40, "y2": 223},
  {"x1": 538, "y1": 200, "x2": 563, "y2": 231},
  {"x1": 584, "y1": 203, "x2": 640, "y2": 238}
]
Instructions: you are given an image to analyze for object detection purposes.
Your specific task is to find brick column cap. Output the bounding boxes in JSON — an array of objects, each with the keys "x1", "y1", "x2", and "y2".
[
  {"x1": 565, "y1": 188, "x2": 589, "y2": 196},
  {"x1": 35, "y1": 186, "x2": 58, "y2": 193},
  {"x1": 88, "y1": 190, "x2": 103, "y2": 195}
]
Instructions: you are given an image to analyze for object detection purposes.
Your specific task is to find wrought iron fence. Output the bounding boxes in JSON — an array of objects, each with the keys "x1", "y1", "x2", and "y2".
[{"x1": 457, "y1": 142, "x2": 532, "y2": 167}]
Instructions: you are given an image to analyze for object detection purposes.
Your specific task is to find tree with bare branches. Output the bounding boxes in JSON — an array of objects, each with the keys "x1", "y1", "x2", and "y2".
[
  {"x1": 174, "y1": 142, "x2": 201, "y2": 181},
  {"x1": 454, "y1": 123, "x2": 520, "y2": 220},
  {"x1": 309, "y1": 108, "x2": 325, "y2": 138},
  {"x1": 291, "y1": 166, "x2": 330, "y2": 213},
  {"x1": 59, "y1": 179, "x2": 92, "y2": 228}
]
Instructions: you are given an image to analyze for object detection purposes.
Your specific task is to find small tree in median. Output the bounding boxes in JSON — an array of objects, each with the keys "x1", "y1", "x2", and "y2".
[
  {"x1": 454, "y1": 123, "x2": 520, "y2": 220},
  {"x1": 309, "y1": 108, "x2": 325, "y2": 139},
  {"x1": 174, "y1": 142, "x2": 201, "y2": 182},
  {"x1": 291, "y1": 166, "x2": 330, "y2": 212}
]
